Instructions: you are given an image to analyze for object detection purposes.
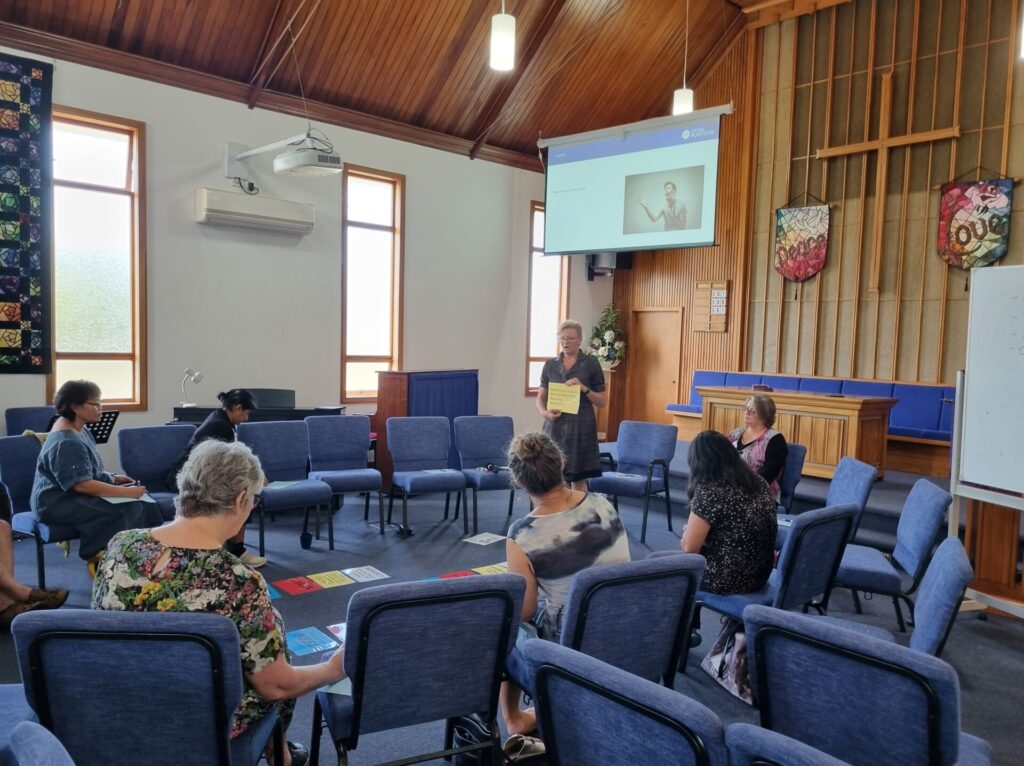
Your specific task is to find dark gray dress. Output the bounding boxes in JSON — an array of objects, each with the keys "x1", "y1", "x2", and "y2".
[{"x1": 540, "y1": 352, "x2": 606, "y2": 482}]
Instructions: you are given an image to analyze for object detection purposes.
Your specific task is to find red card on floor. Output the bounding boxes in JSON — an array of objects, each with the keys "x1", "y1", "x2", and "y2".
[
  {"x1": 273, "y1": 576, "x2": 323, "y2": 595},
  {"x1": 439, "y1": 570, "x2": 477, "y2": 579}
]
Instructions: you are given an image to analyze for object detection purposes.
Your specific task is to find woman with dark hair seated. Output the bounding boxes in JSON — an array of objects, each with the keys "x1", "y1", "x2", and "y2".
[
  {"x1": 729, "y1": 394, "x2": 788, "y2": 501},
  {"x1": 30, "y1": 380, "x2": 163, "y2": 577},
  {"x1": 680, "y1": 430, "x2": 777, "y2": 596},
  {"x1": 501, "y1": 432, "x2": 631, "y2": 737},
  {"x1": 93, "y1": 440, "x2": 342, "y2": 766},
  {"x1": 166, "y1": 388, "x2": 265, "y2": 567}
]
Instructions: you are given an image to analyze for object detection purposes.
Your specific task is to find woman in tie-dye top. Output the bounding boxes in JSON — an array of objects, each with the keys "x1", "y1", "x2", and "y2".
[
  {"x1": 729, "y1": 394, "x2": 788, "y2": 501},
  {"x1": 501, "y1": 432, "x2": 630, "y2": 736}
]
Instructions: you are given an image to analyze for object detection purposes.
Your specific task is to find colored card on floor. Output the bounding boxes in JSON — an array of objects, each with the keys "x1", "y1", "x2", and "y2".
[
  {"x1": 266, "y1": 480, "x2": 300, "y2": 489},
  {"x1": 273, "y1": 576, "x2": 323, "y2": 595},
  {"x1": 265, "y1": 583, "x2": 282, "y2": 600},
  {"x1": 326, "y1": 622, "x2": 347, "y2": 642},
  {"x1": 286, "y1": 627, "x2": 338, "y2": 657},
  {"x1": 307, "y1": 571, "x2": 355, "y2": 588},
  {"x1": 418, "y1": 576, "x2": 441, "y2": 582},
  {"x1": 440, "y1": 570, "x2": 477, "y2": 579},
  {"x1": 463, "y1": 532, "x2": 506, "y2": 545},
  {"x1": 472, "y1": 563, "x2": 508, "y2": 575},
  {"x1": 342, "y1": 565, "x2": 390, "y2": 582}
]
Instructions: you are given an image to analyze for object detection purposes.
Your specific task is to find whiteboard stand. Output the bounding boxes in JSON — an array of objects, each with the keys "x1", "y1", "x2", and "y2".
[{"x1": 949, "y1": 370, "x2": 1024, "y2": 619}]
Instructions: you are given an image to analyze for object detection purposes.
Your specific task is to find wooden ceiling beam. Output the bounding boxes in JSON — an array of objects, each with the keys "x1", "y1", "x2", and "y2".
[
  {"x1": 468, "y1": 0, "x2": 568, "y2": 159},
  {"x1": 104, "y1": 0, "x2": 132, "y2": 50},
  {"x1": 247, "y1": 0, "x2": 287, "y2": 83},
  {"x1": 246, "y1": 0, "x2": 322, "y2": 108},
  {"x1": 735, "y1": 0, "x2": 850, "y2": 29},
  {"x1": 0, "y1": 21, "x2": 542, "y2": 171}
]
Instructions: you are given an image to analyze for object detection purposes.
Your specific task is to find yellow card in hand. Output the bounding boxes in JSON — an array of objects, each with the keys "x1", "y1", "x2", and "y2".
[{"x1": 547, "y1": 382, "x2": 581, "y2": 415}]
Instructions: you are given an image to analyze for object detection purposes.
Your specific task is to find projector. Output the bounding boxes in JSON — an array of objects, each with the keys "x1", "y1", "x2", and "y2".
[{"x1": 273, "y1": 146, "x2": 343, "y2": 176}]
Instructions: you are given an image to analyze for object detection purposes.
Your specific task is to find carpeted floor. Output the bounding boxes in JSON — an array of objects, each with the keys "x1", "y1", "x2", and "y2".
[{"x1": 1, "y1": 489, "x2": 1021, "y2": 765}]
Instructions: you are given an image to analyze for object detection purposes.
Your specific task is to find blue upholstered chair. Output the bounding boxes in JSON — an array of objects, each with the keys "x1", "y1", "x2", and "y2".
[
  {"x1": 699, "y1": 504, "x2": 855, "y2": 622},
  {"x1": 4, "y1": 406, "x2": 55, "y2": 436},
  {"x1": 11, "y1": 610, "x2": 281, "y2": 766},
  {"x1": 743, "y1": 604, "x2": 992, "y2": 766},
  {"x1": 587, "y1": 420, "x2": 678, "y2": 544},
  {"x1": 777, "y1": 456, "x2": 877, "y2": 547},
  {"x1": 386, "y1": 416, "x2": 468, "y2": 537},
  {"x1": 116, "y1": 424, "x2": 196, "y2": 521},
  {"x1": 0, "y1": 686, "x2": 36, "y2": 766},
  {"x1": 305, "y1": 415, "x2": 384, "y2": 534},
  {"x1": 10, "y1": 722, "x2": 76, "y2": 766},
  {"x1": 523, "y1": 640, "x2": 728, "y2": 766},
  {"x1": 237, "y1": 421, "x2": 333, "y2": 554},
  {"x1": 453, "y1": 415, "x2": 516, "y2": 536},
  {"x1": 310, "y1": 575, "x2": 525, "y2": 766},
  {"x1": 829, "y1": 479, "x2": 952, "y2": 630},
  {"x1": 725, "y1": 723, "x2": 850, "y2": 766},
  {"x1": 777, "y1": 442, "x2": 806, "y2": 513},
  {"x1": 0, "y1": 435, "x2": 77, "y2": 589}
]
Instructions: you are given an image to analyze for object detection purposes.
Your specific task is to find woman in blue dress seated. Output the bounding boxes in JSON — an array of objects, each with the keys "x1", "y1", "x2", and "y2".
[{"x1": 30, "y1": 380, "x2": 163, "y2": 577}]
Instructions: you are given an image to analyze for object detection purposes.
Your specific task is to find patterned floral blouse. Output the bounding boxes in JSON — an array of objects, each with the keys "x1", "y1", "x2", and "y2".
[{"x1": 91, "y1": 529, "x2": 287, "y2": 737}]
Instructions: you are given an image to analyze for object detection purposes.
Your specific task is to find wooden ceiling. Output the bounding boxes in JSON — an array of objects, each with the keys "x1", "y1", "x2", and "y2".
[{"x1": 0, "y1": 0, "x2": 765, "y2": 170}]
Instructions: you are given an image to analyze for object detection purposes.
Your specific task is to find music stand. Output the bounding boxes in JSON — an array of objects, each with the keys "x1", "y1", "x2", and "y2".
[{"x1": 45, "y1": 410, "x2": 120, "y2": 444}]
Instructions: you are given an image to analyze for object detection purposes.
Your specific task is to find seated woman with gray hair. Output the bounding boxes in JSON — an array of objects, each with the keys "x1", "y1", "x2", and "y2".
[
  {"x1": 92, "y1": 440, "x2": 342, "y2": 766},
  {"x1": 729, "y1": 393, "x2": 789, "y2": 501}
]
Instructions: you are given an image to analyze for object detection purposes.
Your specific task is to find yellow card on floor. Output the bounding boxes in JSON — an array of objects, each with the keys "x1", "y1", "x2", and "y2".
[
  {"x1": 546, "y1": 382, "x2": 580, "y2": 414},
  {"x1": 307, "y1": 571, "x2": 355, "y2": 588},
  {"x1": 472, "y1": 563, "x2": 508, "y2": 575}
]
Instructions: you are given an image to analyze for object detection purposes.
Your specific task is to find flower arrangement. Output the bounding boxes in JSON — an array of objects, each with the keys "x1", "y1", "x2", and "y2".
[{"x1": 589, "y1": 304, "x2": 626, "y2": 368}]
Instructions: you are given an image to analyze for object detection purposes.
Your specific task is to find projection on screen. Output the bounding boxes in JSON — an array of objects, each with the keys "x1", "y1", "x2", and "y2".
[{"x1": 540, "y1": 105, "x2": 731, "y2": 255}]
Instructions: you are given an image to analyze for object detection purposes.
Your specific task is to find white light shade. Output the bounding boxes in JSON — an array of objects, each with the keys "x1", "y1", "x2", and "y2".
[
  {"x1": 672, "y1": 87, "x2": 694, "y2": 115},
  {"x1": 490, "y1": 13, "x2": 515, "y2": 71}
]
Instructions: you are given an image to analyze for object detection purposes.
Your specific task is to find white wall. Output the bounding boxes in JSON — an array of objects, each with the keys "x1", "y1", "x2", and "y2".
[{"x1": 0, "y1": 47, "x2": 613, "y2": 466}]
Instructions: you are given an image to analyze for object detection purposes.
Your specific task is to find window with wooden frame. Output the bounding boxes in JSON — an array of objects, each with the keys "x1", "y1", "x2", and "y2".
[
  {"x1": 48, "y1": 108, "x2": 147, "y2": 410},
  {"x1": 526, "y1": 202, "x2": 569, "y2": 394},
  {"x1": 341, "y1": 165, "x2": 404, "y2": 401}
]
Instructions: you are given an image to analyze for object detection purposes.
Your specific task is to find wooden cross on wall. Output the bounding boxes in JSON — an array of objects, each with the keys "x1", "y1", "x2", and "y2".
[{"x1": 815, "y1": 72, "x2": 960, "y2": 292}]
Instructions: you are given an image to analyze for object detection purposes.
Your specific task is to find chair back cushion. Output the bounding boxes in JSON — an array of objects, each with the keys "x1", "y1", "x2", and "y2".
[
  {"x1": 12, "y1": 610, "x2": 243, "y2": 766},
  {"x1": 386, "y1": 417, "x2": 452, "y2": 471},
  {"x1": 824, "y1": 457, "x2": 877, "y2": 535},
  {"x1": 343, "y1": 575, "x2": 524, "y2": 734},
  {"x1": 453, "y1": 416, "x2": 515, "y2": 469},
  {"x1": 613, "y1": 421, "x2": 678, "y2": 476},
  {"x1": 777, "y1": 443, "x2": 807, "y2": 513},
  {"x1": 11, "y1": 721, "x2": 76, "y2": 766},
  {"x1": 525, "y1": 640, "x2": 727, "y2": 766},
  {"x1": 890, "y1": 384, "x2": 943, "y2": 432},
  {"x1": 892, "y1": 480, "x2": 952, "y2": 581},
  {"x1": 305, "y1": 415, "x2": 371, "y2": 471},
  {"x1": 0, "y1": 435, "x2": 42, "y2": 515},
  {"x1": 744, "y1": 604, "x2": 965, "y2": 765},
  {"x1": 909, "y1": 538, "x2": 973, "y2": 656},
  {"x1": 775, "y1": 504, "x2": 854, "y2": 610},
  {"x1": 689, "y1": 371, "x2": 727, "y2": 409},
  {"x1": 116, "y1": 425, "x2": 196, "y2": 493},
  {"x1": 4, "y1": 407, "x2": 55, "y2": 436},
  {"x1": 237, "y1": 421, "x2": 310, "y2": 480},
  {"x1": 725, "y1": 723, "x2": 849, "y2": 766},
  {"x1": 560, "y1": 555, "x2": 704, "y2": 684}
]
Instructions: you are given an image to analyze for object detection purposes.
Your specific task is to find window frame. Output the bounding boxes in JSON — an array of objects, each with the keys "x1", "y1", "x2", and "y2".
[
  {"x1": 340, "y1": 164, "x2": 405, "y2": 403},
  {"x1": 525, "y1": 200, "x2": 570, "y2": 396},
  {"x1": 46, "y1": 106, "x2": 147, "y2": 411}
]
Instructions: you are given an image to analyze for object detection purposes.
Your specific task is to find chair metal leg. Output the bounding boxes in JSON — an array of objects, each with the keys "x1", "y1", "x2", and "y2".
[
  {"x1": 327, "y1": 502, "x2": 335, "y2": 550},
  {"x1": 664, "y1": 483, "x2": 673, "y2": 531},
  {"x1": 402, "y1": 492, "x2": 411, "y2": 537},
  {"x1": 444, "y1": 492, "x2": 451, "y2": 520},
  {"x1": 35, "y1": 537, "x2": 45, "y2": 590},
  {"x1": 471, "y1": 489, "x2": 478, "y2": 535},
  {"x1": 387, "y1": 491, "x2": 395, "y2": 524},
  {"x1": 893, "y1": 595, "x2": 907, "y2": 633},
  {"x1": 364, "y1": 492, "x2": 370, "y2": 520},
  {"x1": 852, "y1": 588, "x2": 863, "y2": 614},
  {"x1": 378, "y1": 490, "x2": 386, "y2": 534},
  {"x1": 507, "y1": 488, "x2": 515, "y2": 519},
  {"x1": 639, "y1": 495, "x2": 649, "y2": 545},
  {"x1": 310, "y1": 693, "x2": 323, "y2": 766},
  {"x1": 900, "y1": 594, "x2": 916, "y2": 628}
]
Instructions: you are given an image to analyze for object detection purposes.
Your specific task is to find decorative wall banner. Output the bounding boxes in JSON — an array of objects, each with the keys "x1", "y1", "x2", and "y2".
[
  {"x1": 0, "y1": 52, "x2": 52, "y2": 373},
  {"x1": 773, "y1": 204, "x2": 830, "y2": 282},
  {"x1": 937, "y1": 179, "x2": 1013, "y2": 269}
]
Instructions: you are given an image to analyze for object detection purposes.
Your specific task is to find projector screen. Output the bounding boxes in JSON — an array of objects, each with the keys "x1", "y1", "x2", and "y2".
[{"x1": 540, "y1": 105, "x2": 730, "y2": 255}]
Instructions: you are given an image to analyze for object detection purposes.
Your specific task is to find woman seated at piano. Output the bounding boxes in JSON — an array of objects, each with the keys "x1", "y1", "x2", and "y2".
[{"x1": 728, "y1": 394, "x2": 788, "y2": 501}]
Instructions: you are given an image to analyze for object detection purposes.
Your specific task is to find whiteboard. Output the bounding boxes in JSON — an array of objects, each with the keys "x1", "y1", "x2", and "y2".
[{"x1": 959, "y1": 264, "x2": 1024, "y2": 496}]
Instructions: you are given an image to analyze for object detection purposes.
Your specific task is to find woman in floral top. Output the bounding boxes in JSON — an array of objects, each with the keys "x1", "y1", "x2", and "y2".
[{"x1": 92, "y1": 440, "x2": 343, "y2": 766}]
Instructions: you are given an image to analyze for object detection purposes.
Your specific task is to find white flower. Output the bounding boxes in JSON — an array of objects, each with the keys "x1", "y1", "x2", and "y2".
[
  {"x1": 614, "y1": 341, "x2": 624, "y2": 349},
  {"x1": 599, "y1": 346, "x2": 609, "y2": 357},
  {"x1": 604, "y1": 330, "x2": 615, "y2": 342}
]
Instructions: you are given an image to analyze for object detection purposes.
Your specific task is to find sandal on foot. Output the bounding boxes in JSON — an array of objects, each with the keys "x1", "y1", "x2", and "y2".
[
  {"x1": 503, "y1": 734, "x2": 545, "y2": 761},
  {"x1": 27, "y1": 588, "x2": 69, "y2": 610},
  {"x1": 0, "y1": 601, "x2": 40, "y2": 630}
]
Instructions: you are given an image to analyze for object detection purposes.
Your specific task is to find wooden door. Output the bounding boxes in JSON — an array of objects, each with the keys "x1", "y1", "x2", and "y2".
[{"x1": 627, "y1": 309, "x2": 682, "y2": 424}]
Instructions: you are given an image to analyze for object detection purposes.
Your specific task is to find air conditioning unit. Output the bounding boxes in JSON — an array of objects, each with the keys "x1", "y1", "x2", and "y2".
[{"x1": 194, "y1": 187, "x2": 315, "y2": 235}]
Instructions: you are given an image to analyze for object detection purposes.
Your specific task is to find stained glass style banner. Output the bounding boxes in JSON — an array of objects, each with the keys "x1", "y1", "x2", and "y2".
[{"x1": 0, "y1": 52, "x2": 52, "y2": 374}]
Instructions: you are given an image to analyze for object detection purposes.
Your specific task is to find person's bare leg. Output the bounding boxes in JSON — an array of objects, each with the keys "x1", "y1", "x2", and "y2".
[
  {"x1": 0, "y1": 522, "x2": 32, "y2": 606},
  {"x1": 500, "y1": 680, "x2": 536, "y2": 736}
]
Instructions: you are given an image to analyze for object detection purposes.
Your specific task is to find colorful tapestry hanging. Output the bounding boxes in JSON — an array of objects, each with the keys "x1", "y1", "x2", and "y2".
[
  {"x1": 773, "y1": 204, "x2": 830, "y2": 282},
  {"x1": 937, "y1": 179, "x2": 1013, "y2": 269},
  {"x1": 0, "y1": 52, "x2": 52, "y2": 373}
]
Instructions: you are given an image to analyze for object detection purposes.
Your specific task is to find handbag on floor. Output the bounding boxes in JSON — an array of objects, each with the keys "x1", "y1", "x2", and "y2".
[
  {"x1": 700, "y1": 617, "x2": 754, "y2": 705},
  {"x1": 451, "y1": 713, "x2": 498, "y2": 766}
]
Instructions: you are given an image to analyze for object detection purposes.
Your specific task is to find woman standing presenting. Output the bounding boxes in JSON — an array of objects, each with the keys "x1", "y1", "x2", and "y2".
[{"x1": 536, "y1": 320, "x2": 607, "y2": 491}]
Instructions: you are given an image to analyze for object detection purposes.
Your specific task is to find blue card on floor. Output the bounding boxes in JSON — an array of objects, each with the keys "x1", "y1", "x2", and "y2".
[{"x1": 286, "y1": 627, "x2": 338, "y2": 657}]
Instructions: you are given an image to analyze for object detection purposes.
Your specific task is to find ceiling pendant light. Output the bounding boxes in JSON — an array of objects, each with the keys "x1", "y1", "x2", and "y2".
[
  {"x1": 490, "y1": 1, "x2": 516, "y2": 71},
  {"x1": 672, "y1": 0, "x2": 694, "y2": 114}
]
